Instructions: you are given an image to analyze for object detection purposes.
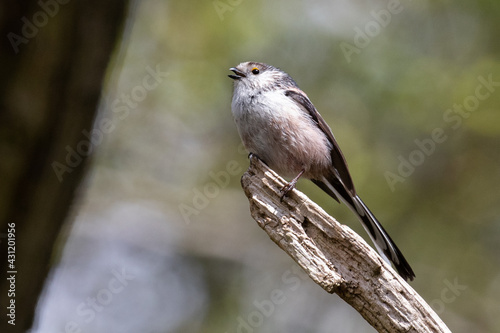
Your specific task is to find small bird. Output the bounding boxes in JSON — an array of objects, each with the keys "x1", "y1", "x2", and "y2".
[{"x1": 228, "y1": 61, "x2": 415, "y2": 281}]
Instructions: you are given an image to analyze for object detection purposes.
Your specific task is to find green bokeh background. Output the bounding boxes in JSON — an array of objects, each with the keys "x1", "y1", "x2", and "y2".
[{"x1": 35, "y1": 1, "x2": 500, "y2": 332}]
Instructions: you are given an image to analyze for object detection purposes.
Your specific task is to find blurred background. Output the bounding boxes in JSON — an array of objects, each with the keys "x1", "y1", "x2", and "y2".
[{"x1": 2, "y1": 0, "x2": 499, "y2": 332}]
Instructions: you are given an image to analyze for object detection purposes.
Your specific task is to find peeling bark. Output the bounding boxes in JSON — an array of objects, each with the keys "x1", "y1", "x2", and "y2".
[{"x1": 241, "y1": 155, "x2": 450, "y2": 333}]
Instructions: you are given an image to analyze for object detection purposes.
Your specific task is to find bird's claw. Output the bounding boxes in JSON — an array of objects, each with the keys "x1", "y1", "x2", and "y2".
[{"x1": 279, "y1": 182, "x2": 295, "y2": 202}]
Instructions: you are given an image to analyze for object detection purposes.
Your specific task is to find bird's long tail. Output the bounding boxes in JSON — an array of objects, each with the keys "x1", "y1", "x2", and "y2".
[{"x1": 314, "y1": 176, "x2": 415, "y2": 281}]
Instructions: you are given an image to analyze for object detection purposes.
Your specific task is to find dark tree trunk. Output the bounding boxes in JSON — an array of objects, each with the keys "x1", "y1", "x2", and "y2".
[{"x1": 0, "y1": 1, "x2": 129, "y2": 331}]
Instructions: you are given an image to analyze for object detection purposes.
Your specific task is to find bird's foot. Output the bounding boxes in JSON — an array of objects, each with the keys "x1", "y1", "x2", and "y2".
[
  {"x1": 279, "y1": 169, "x2": 305, "y2": 202},
  {"x1": 280, "y1": 182, "x2": 296, "y2": 201}
]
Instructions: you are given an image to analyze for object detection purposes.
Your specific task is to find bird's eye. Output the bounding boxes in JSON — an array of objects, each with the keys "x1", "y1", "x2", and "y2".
[{"x1": 251, "y1": 68, "x2": 260, "y2": 75}]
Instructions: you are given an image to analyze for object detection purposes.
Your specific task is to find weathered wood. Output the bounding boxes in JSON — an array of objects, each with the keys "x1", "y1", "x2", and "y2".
[{"x1": 241, "y1": 155, "x2": 450, "y2": 333}]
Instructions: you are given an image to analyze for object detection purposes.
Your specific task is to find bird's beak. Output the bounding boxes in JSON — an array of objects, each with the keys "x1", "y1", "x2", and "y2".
[{"x1": 228, "y1": 67, "x2": 246, "y2": 80}]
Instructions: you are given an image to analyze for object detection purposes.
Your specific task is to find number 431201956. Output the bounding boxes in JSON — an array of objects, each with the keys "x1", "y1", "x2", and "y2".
[{"x1": 7, "y1": 222, "x2": 15, "y2": 269}]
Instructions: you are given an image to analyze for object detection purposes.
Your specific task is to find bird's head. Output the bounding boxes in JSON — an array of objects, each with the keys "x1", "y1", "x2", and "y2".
[{"x1": 228, "y1": 61, "x2": 297, "y2": 92}]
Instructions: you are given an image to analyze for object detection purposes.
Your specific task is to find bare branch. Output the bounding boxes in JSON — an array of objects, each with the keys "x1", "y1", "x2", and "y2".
[{"x1": 241, "y1": 155, "x2": 451, "y2": 333}]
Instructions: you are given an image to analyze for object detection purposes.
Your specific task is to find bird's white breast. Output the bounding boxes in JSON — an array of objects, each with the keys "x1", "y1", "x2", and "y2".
[{"x1": 231, "y1": 89, "x2": 332, "y2": 178}]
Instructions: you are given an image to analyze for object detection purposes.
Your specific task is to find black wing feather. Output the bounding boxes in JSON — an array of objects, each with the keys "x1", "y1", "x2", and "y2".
[
  {"x1": 285, "y1": 89, "x2": 356, "y2": 195},
  {"x1": 284, "y1": 89, "x2": 415, "y2": 281}
]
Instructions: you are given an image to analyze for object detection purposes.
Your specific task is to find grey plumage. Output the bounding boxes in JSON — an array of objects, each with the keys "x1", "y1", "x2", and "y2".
[{"x1": 229, "y1": 61, "x2": 415, "y2": 281}]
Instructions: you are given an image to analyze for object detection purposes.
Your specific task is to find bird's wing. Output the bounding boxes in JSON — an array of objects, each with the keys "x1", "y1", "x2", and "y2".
[
  {"x1": 284, "y1": 89, "x2": 415, "y2": 281},
  {"x1": 285, "y1": 88, "x2": 356, "y2": 196}
]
